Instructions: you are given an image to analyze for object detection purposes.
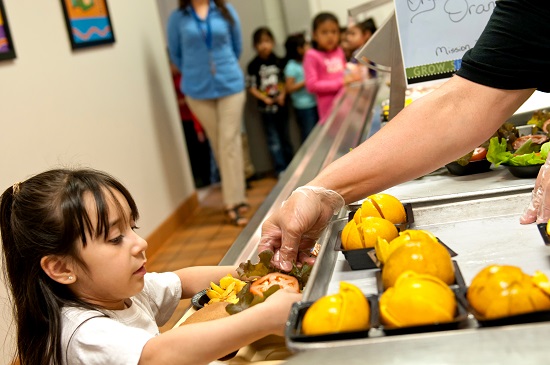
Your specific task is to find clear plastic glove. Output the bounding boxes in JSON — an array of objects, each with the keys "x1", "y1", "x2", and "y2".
[
  {"x1": 258, "y1": 186, "x2": 345, "y2": 272},
  {"x1": 520, "y1": 154, "x2": 550, "y2": 224}
]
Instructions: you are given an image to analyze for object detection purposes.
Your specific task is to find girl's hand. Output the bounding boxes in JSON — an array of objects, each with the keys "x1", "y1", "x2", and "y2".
[
  {"x1": 343, "y1": 71, "x2": 362, "y2": 85},
  {"x1": 276, "y1": 94, "x2": 285, "y2": 106},
  {"x1": 261, "y1": 289, "x2": 302, "y2": 336},
  {"x1": 264, "y1": 97, "x2": 275, "y2": 105}
]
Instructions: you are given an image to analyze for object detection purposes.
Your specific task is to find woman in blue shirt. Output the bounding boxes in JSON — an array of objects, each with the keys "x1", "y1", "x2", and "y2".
[{"x1": 168, "y1": 0, "x2": 249, "y2": 226}]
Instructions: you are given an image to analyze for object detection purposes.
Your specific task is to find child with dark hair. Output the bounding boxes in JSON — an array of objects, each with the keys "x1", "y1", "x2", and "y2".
[
  {"x1": 347, "y1": 18, "x2": 378, "y2": 77},
  {"x1": 247, "y1": 27, "x2": 294, "y2": 176},
  {"x1": 284, "y1": 32, "x2": 318, "y2": 142},
  {"x1": 0, "y1": 168, "x2": 301, "y2": 365},
  {"x1": 304, "y1": 12, "x2": 362, "y2": 123}
]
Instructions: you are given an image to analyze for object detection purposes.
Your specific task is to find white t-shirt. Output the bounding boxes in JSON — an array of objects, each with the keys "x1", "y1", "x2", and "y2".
[{"x1": 61, "y1": 272, "x2": 182, "y2": 365}]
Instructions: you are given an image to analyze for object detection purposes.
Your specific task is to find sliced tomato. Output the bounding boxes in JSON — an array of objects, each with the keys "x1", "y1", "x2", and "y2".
[
  {"x1": 249, "y1": 273, "x2": 300, "y2": 297},
  {"x1": 470, "y1": 147, "x2": 487, "y2": 162}
]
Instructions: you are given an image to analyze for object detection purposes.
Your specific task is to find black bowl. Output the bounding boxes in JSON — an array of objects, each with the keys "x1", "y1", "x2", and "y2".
[
  {"x1": 445, "y1": 159, "x2": 491, "y2": 176},
  {"x1": 506, "y1": 164, "x2": 542, "y2": 178}
]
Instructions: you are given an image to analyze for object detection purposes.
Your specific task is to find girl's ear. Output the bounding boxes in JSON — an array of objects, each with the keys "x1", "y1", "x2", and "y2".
[{"x1": 40, "y1": 255, "x2": 77, "y2": 284}]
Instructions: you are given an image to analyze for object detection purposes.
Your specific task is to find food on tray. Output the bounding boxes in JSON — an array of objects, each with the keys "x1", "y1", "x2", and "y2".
[
  {"x1": 376, "y1": 229, "x2": 454, "y2": 289},
  {"x1": 249, "y1": 272, "x2": 300, "y2": 297},
  {"x1": 513, "y1": 135, "x2": 549, "y2": 150},
  {"x1": 353, "y1": 193, "x2": 407, "y2": 225},
  {"x1": 237, "y1": 250, "x2": 311, "y2": 290},
  {"x1": 206, "y1": 274, "x2": 247, "y2": 305},
  {"x1": 527, "y1": 109, "x2": 550, "y2": 133},
  {"x1": 547, "y1": 219, "x2": 550, "y2": 236},
  {"x1": 302, "y1": 282, "x2": 370, "y2": 335},
  {"x1": 487, "y1": 136, "x2": 550, "y2": 167},
  {"x1": 379, "y1": 271, "x2": 456, "y2": 327},
  {"x1": 341, "y1": 216, "x2": 398, "y2": 250},
  {"x1": 184, "y1": 302, "x2": 231, "y2": 325},
  {"x1": 467, "y1": 265, "x2": 550, "y2": 319}
]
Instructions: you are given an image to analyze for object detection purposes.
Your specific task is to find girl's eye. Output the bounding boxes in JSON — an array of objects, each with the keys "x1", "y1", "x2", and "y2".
[
  {"x1": 132, "y1": 225, "x2": 140, "y2": 231},
  {"x1": 110, "y1": 235, "x2": 124, "y2": 244}
]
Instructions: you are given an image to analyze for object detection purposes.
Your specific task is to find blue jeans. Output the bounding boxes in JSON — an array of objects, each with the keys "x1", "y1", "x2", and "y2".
[
  {"x1": 260, "y1": 109, "x2": 294, "y2": 175},
  {"x1": 294, "y1": 106, "x2": 319, "y2": 142}
]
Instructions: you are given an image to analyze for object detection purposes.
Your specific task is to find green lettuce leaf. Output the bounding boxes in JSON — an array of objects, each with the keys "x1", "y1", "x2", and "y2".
[
  {"x1": 236, "y1": 250, "x2": 312, "y2": 290},
  {"x1": 225, "y1": 283, "x2": 280, "y2": 315},
  {"x1": 486, "y1": 137, "x2": 511, "y2": 167}
]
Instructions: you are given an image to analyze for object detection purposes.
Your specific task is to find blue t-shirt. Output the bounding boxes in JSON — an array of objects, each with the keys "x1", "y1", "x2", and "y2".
[{"x1": 284, "y1": 59, "x2": 317, "y2": 110}]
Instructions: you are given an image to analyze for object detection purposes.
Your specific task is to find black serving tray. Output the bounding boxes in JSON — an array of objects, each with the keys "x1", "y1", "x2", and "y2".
[
  {"x1": 458, "y1": 290, "x2": 550, "y2": 327},
  {"x1": 537, "y1": 223, "x2": 550, "y2": 245},
  {"x1": 506, "y1": 164, "x2": 542, "y2": 178},
  {"x1": 376, "y1": 260, "x2": 466, "y2": 294},
  {"x1": 445, "y1": 159, "x2": 492, "y2": 176},
  {"x1": 286, "y1": 295, "x2": 378, "y2": 343},
  {"x1": 379, "y1": 288, "x2": 469, "y2": 336}
]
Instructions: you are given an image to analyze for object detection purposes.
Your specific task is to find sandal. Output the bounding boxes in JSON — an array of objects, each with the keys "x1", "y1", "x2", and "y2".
[
  {"x1": 235, "y1": 202, "x2": 250, "y2": 214},
  {"x1": 225, "y1": 206, "x2": 248, "y2": 227}
]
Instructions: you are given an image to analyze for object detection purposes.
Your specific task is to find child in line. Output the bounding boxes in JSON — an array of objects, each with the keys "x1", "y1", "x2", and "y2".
[
  {"x1": 347, "y1": 18, "x2": 378, "y2": 77},
  {"x1": 284, "y1": 32, "x2": 318, "y2": 142},
  {"x1": 0, "y1": 168, "x2": 301, "y2": 365},
  {"x1": 304, "y1": 12, "x2": 363, "y2": 123},
  {"x1": 247, "y1": 27, "x2": 294, "y2": 176}
]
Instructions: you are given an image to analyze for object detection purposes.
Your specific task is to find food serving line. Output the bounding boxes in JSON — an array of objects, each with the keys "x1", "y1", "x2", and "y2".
[{"x1": 176, "y1": 79, "x2": 550, "y2": 364}]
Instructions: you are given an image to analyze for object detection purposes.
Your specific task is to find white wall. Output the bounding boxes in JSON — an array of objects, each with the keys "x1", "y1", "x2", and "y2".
[{"x1": 0, "y1": 1, "x2": 194, "y2": 363}]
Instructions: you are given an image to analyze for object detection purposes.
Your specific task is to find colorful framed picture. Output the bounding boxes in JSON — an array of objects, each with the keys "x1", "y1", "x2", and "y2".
[
  {"x1": 0, "y1": 0, "x2": 16, "y2": 61},
  {"x1": 60, "y1": 0, "x2": 115, "y2": 50}
]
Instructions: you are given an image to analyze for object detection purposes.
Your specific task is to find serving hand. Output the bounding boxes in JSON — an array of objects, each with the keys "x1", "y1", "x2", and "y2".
[
  {"x1": 258, "y1": 186, "x2": 345, "y2": 271},
  {"x1": 520, "y1": 154, "x2": 550, "y2": 224}
]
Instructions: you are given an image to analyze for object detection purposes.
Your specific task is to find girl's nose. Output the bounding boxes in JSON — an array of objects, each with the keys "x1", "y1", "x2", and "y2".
[{"x1": 131, "y1": 232, "x2": 148, "y2": 256}]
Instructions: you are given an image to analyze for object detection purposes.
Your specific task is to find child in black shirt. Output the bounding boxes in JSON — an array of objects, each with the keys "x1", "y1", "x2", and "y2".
[{"x1": 247, "y1": 27, "x2": 294, "y2": 176}]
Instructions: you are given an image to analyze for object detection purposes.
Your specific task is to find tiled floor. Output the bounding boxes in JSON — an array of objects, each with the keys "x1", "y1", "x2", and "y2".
[{"x1": 147, "y1": 177, "x2": 278, "y2": 331}]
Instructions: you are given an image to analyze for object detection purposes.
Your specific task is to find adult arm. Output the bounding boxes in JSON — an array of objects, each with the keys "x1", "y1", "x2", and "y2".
[
  {"x1": 167, "y1": 11, "x2": 183, "y2": 70},
  {"x1": 260, "y1": 75, "x2": 534, "y2": 270},
  {"x1": 303, "y1": 51, "x2": 344, "y2": 94},
  {"x1": 226, "y1": 4, "x2": 242, "y2": 59}
]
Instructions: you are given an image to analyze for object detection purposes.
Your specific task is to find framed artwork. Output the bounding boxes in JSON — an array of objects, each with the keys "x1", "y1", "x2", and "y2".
[
  {"x1": 60, "y1": 0, "x2": 115, "y2": 50},
  {"x1": 0, "y1": 0, "x2": 16, "y2": 61}
]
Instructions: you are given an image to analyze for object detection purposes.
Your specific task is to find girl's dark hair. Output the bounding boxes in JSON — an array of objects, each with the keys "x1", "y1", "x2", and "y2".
[
  {"x1": 312, "y1": 12, "x2": 340, "y2": 32},
  {"x1": 252, "y1": 26, "x2": 274, "y2": 46},
  {"x1": 353, "y1": 18, "x2": 377, "y2": 35},
  {"x1": 179, "y1": 0, "x2": 234, "y2": 25},
  {"x1": 285, "y1": 32, "x2": 307, "y2": 62},
  {"x1": 0, "y1": 168, "x2": 139, "y2": 365}
]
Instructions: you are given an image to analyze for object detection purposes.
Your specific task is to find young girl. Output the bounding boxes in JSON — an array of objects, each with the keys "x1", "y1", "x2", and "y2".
[
  {"x1": 284, "y1": 33, "x2": 319, "y2": 142},
  {"x1": 304, "y1": 12, "x2": 362, "y2": 123},
  {"x1": 346, "y1": 18, "x2": 377, "y2": 77},
  {"x1": 0, "y1": 168, "x2": 301, "y2": 365},
  {"x1": 247, "y1": 27, "x2": 295, "y2": 176}
]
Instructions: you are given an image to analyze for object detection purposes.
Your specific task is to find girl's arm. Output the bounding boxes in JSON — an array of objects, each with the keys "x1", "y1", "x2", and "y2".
[
  {"x1": 139, "y1": 289, "x2": 302, "y2": 365},
  {"x1": 249, "y1": 87, "x2": 273, "y2": 105},
  {"x1": 303, "y1": 51, "x2": 344, "y2": 94},
  {"x1": 285, "y1": 77, "x2": 305, "y2": 94},
  {"x1": 174, "y1": 266, "x2": 238, "y2": 299}
]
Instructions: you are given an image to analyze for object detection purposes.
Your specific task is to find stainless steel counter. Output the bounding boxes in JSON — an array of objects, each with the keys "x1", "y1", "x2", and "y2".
[{"x1": 212, "y1": 76, "x2": 550, "y2": 364}]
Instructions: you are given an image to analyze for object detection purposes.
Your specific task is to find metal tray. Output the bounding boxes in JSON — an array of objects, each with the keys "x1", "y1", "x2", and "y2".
[{"x1": 289, "y1": 191, "x2": 550, "y2": 352}]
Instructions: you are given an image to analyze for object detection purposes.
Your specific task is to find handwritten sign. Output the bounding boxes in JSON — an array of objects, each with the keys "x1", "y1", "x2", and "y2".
[{"x1": 394, "y1": 0, "x2": 496, "y2": 85}]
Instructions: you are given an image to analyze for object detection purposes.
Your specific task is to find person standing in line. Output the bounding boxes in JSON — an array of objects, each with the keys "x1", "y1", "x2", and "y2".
[
  {"x1": 167, "y1": 0, "x2": 249, "y2": 226},
  {"x1": 346, "y1": 18, "x2": 377, "y2": 78},
  {"x1": 304, "y1": 12, "x2": 362, "y2": 124},
  {"x1": 284, "y1": 32, "x2": 319, "y2": 143},
  {"x1": 247, "y1": 27, "x2": 294, "y2": 177}
]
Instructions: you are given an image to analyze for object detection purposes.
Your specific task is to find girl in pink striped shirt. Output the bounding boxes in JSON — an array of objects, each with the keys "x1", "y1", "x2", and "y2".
[{"x1": 304, "y1": 12, "x2": 362, "y2": 123}]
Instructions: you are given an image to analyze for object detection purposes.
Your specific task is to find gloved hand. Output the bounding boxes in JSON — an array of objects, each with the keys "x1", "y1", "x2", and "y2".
[
  {"x1": 520, "y1": 154, "x2": 550, "y2": 224},
  {"x1": 258, "y1": 186, "x2": 345, "y2": 272}
]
